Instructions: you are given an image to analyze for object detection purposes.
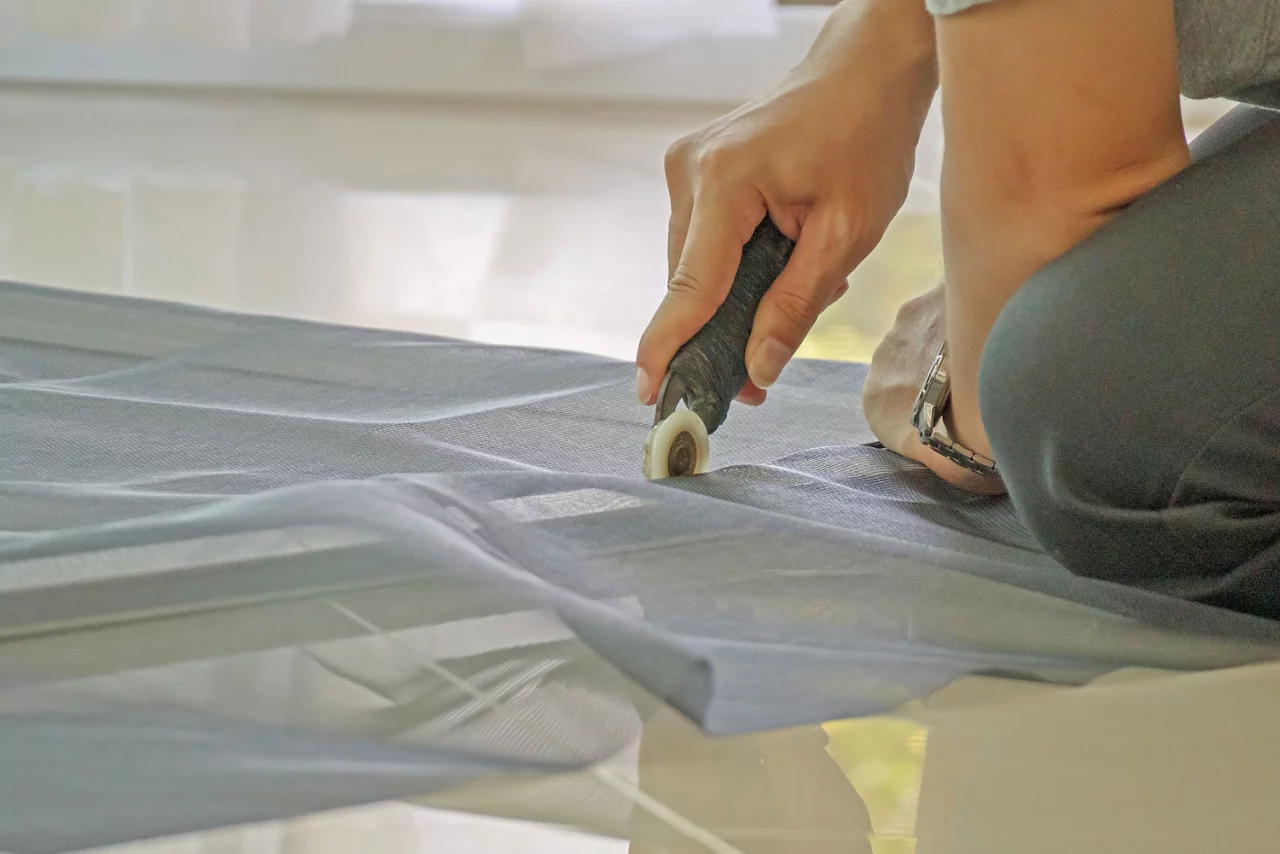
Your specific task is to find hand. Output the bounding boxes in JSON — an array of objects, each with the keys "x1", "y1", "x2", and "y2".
[
  {"x1": 863, "y1": 283, "x2": 1007, "y2": 495},
  {"x1": 635, "y1": 0, "x2": 938, "y2": 406}
]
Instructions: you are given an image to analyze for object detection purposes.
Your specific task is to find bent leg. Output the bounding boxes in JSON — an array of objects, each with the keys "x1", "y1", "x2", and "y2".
[{"x1": 980, "y1": 104, "x2": 1280, "y2": 617}]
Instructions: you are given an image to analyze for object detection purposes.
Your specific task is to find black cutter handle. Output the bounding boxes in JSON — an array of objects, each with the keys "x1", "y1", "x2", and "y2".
[{"x1": 666, "y1": 216, "x2": 796, "y2": 434}]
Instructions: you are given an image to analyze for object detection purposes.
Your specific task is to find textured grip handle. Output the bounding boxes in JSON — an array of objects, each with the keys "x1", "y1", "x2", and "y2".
[{"x1": 666, "y1": 216, "x2": 796, "y2": 434}]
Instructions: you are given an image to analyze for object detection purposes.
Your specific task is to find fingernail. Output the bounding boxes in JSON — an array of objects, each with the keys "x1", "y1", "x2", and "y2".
[
  {"x1": 748, "y1": 338, "x2": 793, "y2": 389},
  {"x1": 636, "y1": 366, "x2": 653, "y2": 404}
]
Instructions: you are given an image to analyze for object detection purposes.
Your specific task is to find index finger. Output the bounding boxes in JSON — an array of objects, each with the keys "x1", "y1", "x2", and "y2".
[{"x1": 636, "y1": 191, "x2": 764, "y2": 404}]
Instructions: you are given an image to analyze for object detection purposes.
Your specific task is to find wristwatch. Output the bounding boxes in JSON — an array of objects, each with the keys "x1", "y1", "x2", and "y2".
[{"x1": 910, "y1": 342, "x2": 1000, "y2": 478}]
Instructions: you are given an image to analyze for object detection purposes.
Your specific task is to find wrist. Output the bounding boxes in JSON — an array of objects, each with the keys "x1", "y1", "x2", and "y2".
[{"x1": 800, "y1": 0, "x2": 938, "y2": 87}]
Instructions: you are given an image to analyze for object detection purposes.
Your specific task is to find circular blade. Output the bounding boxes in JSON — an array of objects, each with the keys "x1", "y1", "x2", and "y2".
[{"x1": 643, "y1": 409, "x2": 710, "y2": 480}]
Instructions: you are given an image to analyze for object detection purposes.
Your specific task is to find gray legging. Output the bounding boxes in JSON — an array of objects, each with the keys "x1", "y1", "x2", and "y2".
[{"x1": 980, "y1": 103, "x2": 1280, "y2": 619}]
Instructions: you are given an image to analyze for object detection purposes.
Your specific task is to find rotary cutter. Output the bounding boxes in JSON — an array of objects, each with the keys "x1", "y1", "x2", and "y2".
[{"x1": 643, "y1": 216, "x2": 796, "y2": 480}]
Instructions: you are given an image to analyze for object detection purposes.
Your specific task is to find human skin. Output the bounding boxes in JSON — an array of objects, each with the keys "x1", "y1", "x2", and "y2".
[{"x1": 638, "y1": 0, "x2": 1189, "y2": 494}]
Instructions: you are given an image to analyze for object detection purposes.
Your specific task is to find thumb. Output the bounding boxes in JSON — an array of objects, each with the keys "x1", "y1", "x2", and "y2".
[
  {"x1": 744, "y1": 215, "x2": 857, "y2": 388},
  {"x1": 636, "y1": 191, "x2": 765, "y2": 403}
]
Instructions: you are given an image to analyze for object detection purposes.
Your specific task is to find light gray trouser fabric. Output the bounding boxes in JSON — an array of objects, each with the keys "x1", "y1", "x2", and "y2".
[{"x1": 981, "y1": 103, "x2": 1280, "y2": 619}]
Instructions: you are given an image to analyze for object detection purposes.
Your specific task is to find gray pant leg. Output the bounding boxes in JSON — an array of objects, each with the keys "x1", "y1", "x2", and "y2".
[{"x1": 979, "y1": 104, "x2": 1280, "y2": 618}]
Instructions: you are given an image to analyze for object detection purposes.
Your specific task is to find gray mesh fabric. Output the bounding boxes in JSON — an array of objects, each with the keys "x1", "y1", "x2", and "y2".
[{"x1": 3, "y1": 281, "x2": 1280, "y2": 853}]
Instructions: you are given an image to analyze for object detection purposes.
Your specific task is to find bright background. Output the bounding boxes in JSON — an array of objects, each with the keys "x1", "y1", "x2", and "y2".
[
  {"x1": 0, "y1": 1, "x2": 1232, "y2": 366},
  {"x1": 0, "y1": 4, "x2": 1236, "y2": 852}
]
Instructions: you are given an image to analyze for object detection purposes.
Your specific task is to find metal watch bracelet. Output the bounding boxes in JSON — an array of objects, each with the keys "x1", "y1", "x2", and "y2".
[{"x1": 909, "y1": 342, "x2": 999, "y2": 478}]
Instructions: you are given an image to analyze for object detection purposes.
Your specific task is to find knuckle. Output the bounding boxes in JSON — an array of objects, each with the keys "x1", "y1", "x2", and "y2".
[
  {"x1": 636, "y1": 327, "x2": 662, "y2": 363},
  {"x1": 823, "y1": 206, "x2": 855, "y2": 237},
  {"x1": 770, "y1": 288, "x2": 822, "y2": 333},
  {"x1": 894, "y1": 297, "x2": 920, "y2": 325},
  {"x1": 664, "y1": 136, "x2": 693, "y2": 179},
  {"x1": 666, "y1": 266, "x2": 710, "y2": 303},
  {"x1": 693, "y1": 143, "x2": 738, "y2": 179},
  {"x1": 821, "y1": 206, "x2": 868, "y2": 253}
]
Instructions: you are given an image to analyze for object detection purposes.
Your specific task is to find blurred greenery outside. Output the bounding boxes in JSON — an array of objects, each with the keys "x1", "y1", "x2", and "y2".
[
  {"x1": 824, "y1": 715, "x2": 928, "y2": 854},
  {"x1": 798, "y1": 212, "x2": 943, "y2": 364}
]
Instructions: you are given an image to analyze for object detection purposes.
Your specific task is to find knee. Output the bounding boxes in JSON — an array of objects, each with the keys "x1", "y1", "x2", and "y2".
[
  {"x1": 976, "y1": 257, "x2": 1141, "y2": 573},
  {"x1": 977, "y1": 261, "x2": 1100, "y2": 491}
]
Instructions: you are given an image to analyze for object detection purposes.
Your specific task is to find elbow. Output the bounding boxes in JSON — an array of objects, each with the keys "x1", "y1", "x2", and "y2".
[
  {"x1": 945, "y1": 143, "x2": 1191, "y2": 265},
  {"x1": 1079, "y1": 144, "x2": 1191, "y2": 216}
]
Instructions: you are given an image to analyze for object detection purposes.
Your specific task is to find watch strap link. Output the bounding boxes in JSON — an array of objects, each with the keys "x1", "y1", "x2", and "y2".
[
  {"x1": 910, "y1": 342, "x2": 1000, "y2": 478},
  {"x1": 925, "y1": 415, "x2": 999, "y2": 477}
]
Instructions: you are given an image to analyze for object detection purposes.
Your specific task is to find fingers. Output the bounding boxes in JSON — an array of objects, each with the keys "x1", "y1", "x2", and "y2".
[
  {"x1": 735, "y1": 382, "x2": 768, "y2": 407},
  {"x1": 637, "y1": 189, "x2": 765, "y2": 404},
  {"x1": 735, "y1": 280, "x2": 845, "y2": 401},
  {"x1": 744, "y1": 212, "x2": 861, "y2": 388},
  {"x1": 666, "y1": 142, "x2": 693, "y2": 280},
  {"x1": 667, "y1": 211, "x2": 689, "y2": 282},
  {"x1": 825, "y1": 279, "x2": 850, "y2": 310}
]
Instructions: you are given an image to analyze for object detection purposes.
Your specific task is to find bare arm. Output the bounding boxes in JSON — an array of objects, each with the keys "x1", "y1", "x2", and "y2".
[
  {"x1": 865, "y1": 0, "x2": 1189, "y2": 491},
  {"x1": 936, "y1": 0, "x2": 1189, "y2": 465}
]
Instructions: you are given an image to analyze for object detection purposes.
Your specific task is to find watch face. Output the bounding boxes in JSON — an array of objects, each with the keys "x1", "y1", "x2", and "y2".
[
  {"x1": 911, "y1": 345, "x2": 948, "y2": 434},
  {"x1": 910, "y1": 383, "x2": 926, "y2": 431}
]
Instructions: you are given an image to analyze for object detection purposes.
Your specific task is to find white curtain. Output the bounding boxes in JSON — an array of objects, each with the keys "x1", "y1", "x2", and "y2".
[
  {"x1": 0, "y1": 0, "x2": 779, "y2": 67},
  {"x1": 520, "y1": 0, "x2": 778, "y2": 69},
  {"x1": 0, "y1": 0, "x2": 355, "y2": 49}
]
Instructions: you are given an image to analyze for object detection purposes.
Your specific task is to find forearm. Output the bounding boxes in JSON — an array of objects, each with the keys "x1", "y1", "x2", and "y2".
[
  {"x1": 805, "y1": 0, "x2": 937, "y2": 75},
  {"x1": 935, "y1": 0, "x2": 1190, "y2": 460},
  {"x1": 799, "y1": 0, "x2": 939, "y2": 130}
]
